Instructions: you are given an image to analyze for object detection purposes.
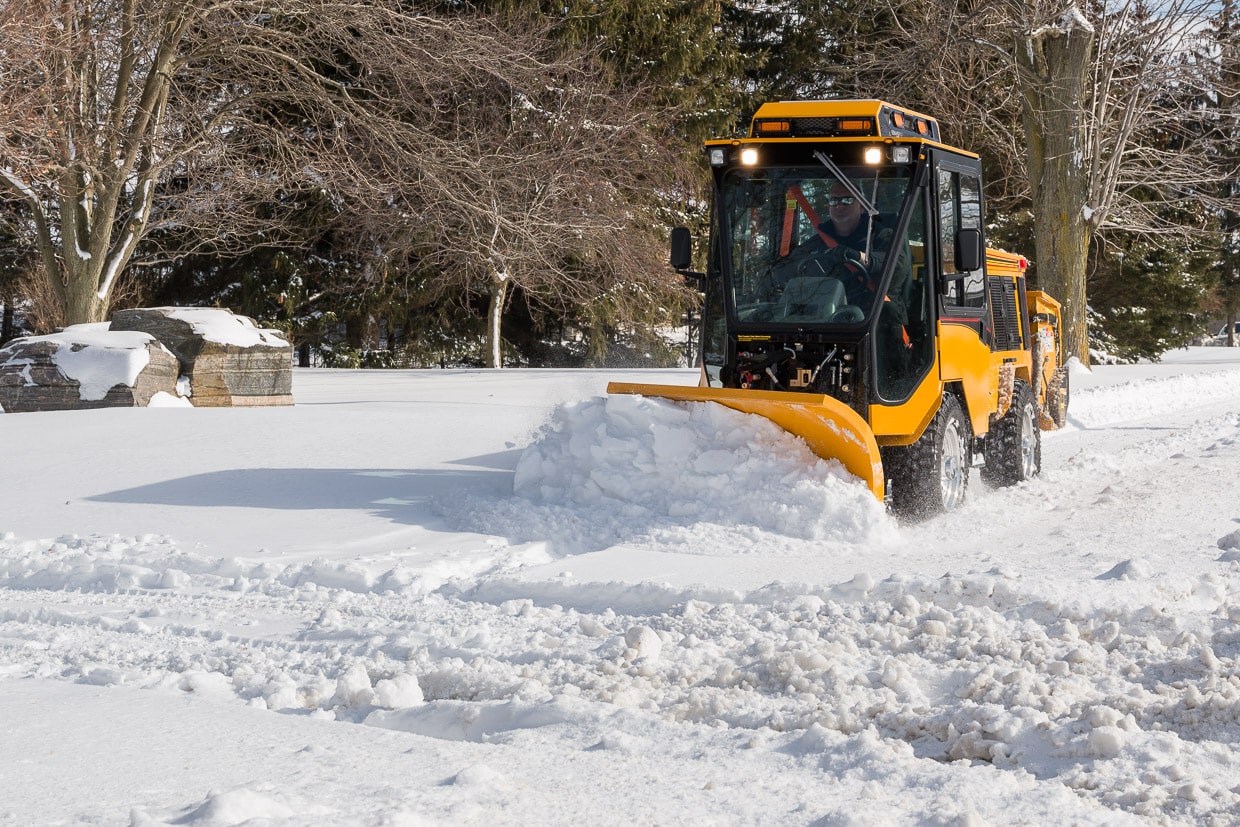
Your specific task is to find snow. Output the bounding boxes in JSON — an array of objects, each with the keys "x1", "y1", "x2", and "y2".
[
  {"x1": 95, "y1": 236, "x2": 134, "y2": 300},
  {"x1": 3, "y1": 349, "x2": 1240, "y2": 825},
  {"x1": 1031, "y1": 4, "x2": 1095, "y2": 40},
  {"x1": 157, "y1": 306, "x2": 290, "y2": 348}
]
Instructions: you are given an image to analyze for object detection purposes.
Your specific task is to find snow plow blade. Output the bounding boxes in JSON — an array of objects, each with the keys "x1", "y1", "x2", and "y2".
[{"x1": 606, "y1": 382, "x2": 885, "y2": 500}]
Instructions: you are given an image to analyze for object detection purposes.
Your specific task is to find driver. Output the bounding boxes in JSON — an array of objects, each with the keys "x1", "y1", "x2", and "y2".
[
  {"x1": 815, "y1": 182, "x2": 887, "y2": 306},
  {"x1": 784, "y1": 181, "x2": 912, "y2": 324},
  {"x1": 823, "y1": 183, "x2": 870, "y2": 259}
]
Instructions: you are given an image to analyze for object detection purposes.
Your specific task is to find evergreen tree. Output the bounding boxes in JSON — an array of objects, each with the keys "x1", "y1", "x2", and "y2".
[{"x1": 1088, "y1": 231, "x2": 1214, "y2": 361}]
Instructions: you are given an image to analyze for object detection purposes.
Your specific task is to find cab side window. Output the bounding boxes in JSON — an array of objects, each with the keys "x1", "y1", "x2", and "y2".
[{"x1": 938, "y1": 168, "x2": 985, "y2": 309}]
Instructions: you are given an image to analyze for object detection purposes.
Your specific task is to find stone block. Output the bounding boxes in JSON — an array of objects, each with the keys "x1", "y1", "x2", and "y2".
[
  {"x1": 110, "y1": 307, "x2": 293, "y2": 407},
  {"x1": 0, "y1": 328, "x2": 180, "y2": 413}
]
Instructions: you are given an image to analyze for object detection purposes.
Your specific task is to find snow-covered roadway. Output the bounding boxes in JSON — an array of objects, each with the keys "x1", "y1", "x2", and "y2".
[{"x1": 2, "y1": 350, "x2": 1240, "y2": 825}]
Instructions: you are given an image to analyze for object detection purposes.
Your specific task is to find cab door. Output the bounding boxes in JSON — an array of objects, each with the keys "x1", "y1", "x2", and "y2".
[{"x1": 931, "y1": 150, "x2": 995, "y2": 436}]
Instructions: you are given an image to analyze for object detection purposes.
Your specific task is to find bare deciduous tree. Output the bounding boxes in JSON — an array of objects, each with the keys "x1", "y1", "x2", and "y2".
[
  {"x1": 274, "y1": 11, "x2": 692, "y2": 367},
  {"x1": 1, "y1": 0, "x2": 688, "y2": 362},
  {"x1": 0, "y1": 0, "x2": 347, "y2": 326},
  {"x1": 852, "y1": 0, "x2": 1236, "y2": 362}
]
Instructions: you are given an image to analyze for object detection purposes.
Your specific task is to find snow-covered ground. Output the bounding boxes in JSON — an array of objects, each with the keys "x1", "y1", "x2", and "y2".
[{"x1": 3, "y1": 347, "x2": 1240, "y2": 825}]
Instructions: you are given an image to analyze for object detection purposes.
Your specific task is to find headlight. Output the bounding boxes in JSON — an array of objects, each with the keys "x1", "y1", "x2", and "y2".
[
  {"x1": 740, "y1": 147, "x2": 759, "y2": 165},
  {"x1": 864, "y1": 146, "x2": 883, "y2": 165}
]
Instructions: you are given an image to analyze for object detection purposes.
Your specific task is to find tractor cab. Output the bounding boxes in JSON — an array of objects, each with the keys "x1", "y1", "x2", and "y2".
[{"x1": 684, "y1": 101, "x2": 980, "y2": 424}]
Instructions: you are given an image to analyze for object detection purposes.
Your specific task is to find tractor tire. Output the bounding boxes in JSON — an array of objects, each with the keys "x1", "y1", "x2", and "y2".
[
  {"x1": 1045, "y1": 365, "x2": 1069, "y2": 429},
  {"x1": 981, "y1": 379, "x2": 1041, "y2": 486},
  {"x1": 887, "y1": 392, "x2": 971, "y2": 518}
]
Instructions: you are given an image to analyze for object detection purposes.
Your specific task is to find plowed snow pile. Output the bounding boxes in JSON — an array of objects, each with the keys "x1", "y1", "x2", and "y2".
[{"x1": 466, "y1": 393, "x2": 894, "y2": 553}]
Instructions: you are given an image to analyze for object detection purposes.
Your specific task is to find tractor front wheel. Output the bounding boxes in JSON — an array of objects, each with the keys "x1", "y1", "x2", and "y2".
[{"x1": 887, "y1": 392, "x2": 971, "y2": 518}]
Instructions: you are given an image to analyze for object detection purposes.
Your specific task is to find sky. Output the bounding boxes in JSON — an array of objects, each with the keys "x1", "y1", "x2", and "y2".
[{"x1": 2, "y1": 340, "x2": 1240, "y2": 825}]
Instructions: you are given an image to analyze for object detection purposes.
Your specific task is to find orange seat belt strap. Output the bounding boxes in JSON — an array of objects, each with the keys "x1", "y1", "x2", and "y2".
[
  {"x1": 788, "y1": 186, "x2": 838, "y2": 249},
  {"x1": 780, "y1": 194, "x2": 796, "y2": 257}
]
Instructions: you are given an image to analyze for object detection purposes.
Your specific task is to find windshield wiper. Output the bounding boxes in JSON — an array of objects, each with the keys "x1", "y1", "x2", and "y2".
[{"x1": 813, "y1": 151, "x2": 878, "y2": 217}]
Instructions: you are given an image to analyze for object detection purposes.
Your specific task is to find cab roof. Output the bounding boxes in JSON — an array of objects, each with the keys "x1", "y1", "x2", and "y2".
[{"x1": 748, "y1": 100, "x2": 941, "y2": 143}]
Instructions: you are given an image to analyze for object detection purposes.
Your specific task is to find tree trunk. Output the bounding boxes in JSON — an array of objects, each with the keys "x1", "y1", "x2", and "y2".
[
  {"x1": 485, "y1": 274, "x2": 508, "y2": 368},
  {"x1": 1, "y1": 283, "x2": 14, "y2": 343},
  {"x1": 61, "y1": 266, "x2": 110, "y2": 326},
  {"x1": 1017, "y1": 8, "x2": 1096, "y2": 365}
]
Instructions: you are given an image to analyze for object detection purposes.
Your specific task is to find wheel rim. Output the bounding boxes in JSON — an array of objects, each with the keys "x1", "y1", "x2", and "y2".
[
  {"x1": 940, "y1": 418, "x2": 966, "y2": 509},
  {"x1": 1019, "y1": 403, "x2": 1037, "y2": 478}
]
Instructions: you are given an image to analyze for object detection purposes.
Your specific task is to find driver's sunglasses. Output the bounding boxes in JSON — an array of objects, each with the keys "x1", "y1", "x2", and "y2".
[{"x1": 827, "y1": 196, "x2": 856, "y2": 206}]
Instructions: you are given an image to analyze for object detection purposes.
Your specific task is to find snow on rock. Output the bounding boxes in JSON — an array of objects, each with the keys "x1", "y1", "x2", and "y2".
[
  {"x1": 41, "y1": 324, "x2": 158, "y2": 398},
  {"x1": 120, "y1": 306, "x2": 289, "y2": 348},
  {"x1": 109, "y1": 306, "x2": 293, "y2": 406}
]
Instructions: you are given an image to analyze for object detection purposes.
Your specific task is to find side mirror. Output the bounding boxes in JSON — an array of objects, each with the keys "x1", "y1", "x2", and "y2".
[
  {"x1": 670, "y1": 226, "x2": 693, "y2": 271},
  {"x1": 954, "y1": 228, "x2": 983, "y2": 273}
]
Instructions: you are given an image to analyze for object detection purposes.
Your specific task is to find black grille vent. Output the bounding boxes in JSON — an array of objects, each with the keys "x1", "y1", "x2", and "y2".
[
  {"x1": 781, "y1": 117, "x2": 875, "y2": 137},
  {"x1": 792, "y1": 118, "x2": 838, "y2": 136},
  {"x1": 989, "y1": 276, "x2": 1023, "y2": 351}
]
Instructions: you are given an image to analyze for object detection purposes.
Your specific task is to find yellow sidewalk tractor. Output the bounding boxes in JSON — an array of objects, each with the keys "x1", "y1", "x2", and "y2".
[{"x1": 609, "y1": 100, "x2": 1069, "y2": 516}]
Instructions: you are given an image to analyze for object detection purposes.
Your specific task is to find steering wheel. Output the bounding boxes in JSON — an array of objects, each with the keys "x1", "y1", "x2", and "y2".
[{"x1": 797, "y1": 250, "x2": 845, "y2": 280}]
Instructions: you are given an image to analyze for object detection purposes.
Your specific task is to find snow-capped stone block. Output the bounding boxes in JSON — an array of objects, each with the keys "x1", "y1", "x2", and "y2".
[
  {"x1": 0, "y1": 324, "x2": 179, "y2": 413},
  {"x1": 110, "y1": 307, "x2": 293, "y2": 407}
]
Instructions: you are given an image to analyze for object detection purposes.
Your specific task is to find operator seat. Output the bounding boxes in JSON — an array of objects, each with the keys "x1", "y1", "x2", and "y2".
[{"x1": 777, "y1": 276, "x2": 846, "y2": 322}]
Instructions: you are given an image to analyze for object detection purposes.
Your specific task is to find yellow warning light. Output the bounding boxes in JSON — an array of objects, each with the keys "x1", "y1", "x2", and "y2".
[
  {"x1": 755, "y1": 120, "x2": 791, "y2": 135},
  {"x1": 838, "y1": 119, "x2": 874, "y2": 134}
]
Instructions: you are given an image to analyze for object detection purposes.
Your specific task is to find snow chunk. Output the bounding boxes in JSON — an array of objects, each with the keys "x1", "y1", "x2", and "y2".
[
  {"x1": 147, "y1": 390, "x2": 193, "y2": 408},
  {"x1": 181, "y1": 787, "x2": 296, "y2": 824},
  {"x1": 373, "y1": 674, "x2": 424, "y2": 709},
  {"x1": 331, "y1": 663, "x2": 375, "y2": 708},
  {"x1": 624, "y1": 625, "x2": 663, "y2": 661},
  {"x1": 1087, "y1": 726, "x2": 1125, "y2": 758},
  {"x1": 1096, "y1": 559, "x2": 1152, "y2": 580},
  {"x1": 451, "y1": 763, "x2": 507, "y2": 788}
]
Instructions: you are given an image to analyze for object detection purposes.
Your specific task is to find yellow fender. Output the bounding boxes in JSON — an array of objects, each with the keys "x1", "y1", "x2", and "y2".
[{"x1": 606, "y1": 382, "x2": 885, "y2": 500}]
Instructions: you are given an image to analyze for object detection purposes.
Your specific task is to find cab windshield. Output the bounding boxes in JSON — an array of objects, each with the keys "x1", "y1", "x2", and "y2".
[{"x1": 720, "y1": 166, "x2": 917, "y2": 327}]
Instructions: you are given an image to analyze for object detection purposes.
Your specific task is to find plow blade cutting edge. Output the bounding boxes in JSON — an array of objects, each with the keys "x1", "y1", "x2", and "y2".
[{"x1": 605, "y1": 383, "x2": 885, "y2": 501}]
